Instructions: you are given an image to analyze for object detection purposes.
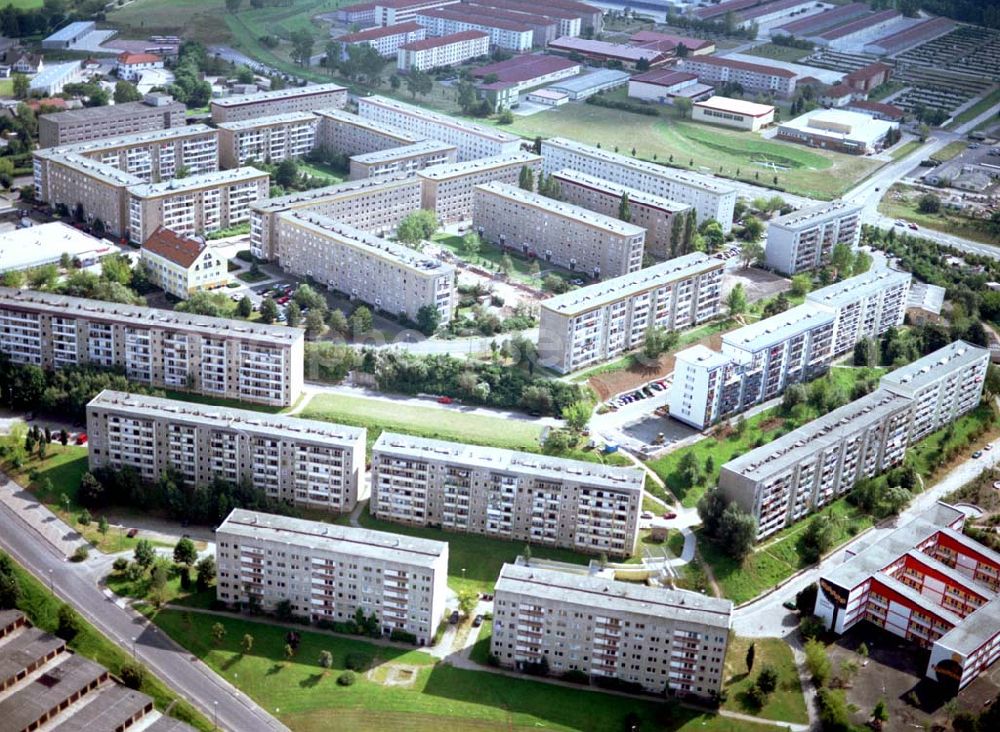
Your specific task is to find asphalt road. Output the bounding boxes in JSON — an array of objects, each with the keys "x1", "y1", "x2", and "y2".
[{"x1": 0, "y1": 474, "x2": 288, "y2": 732}]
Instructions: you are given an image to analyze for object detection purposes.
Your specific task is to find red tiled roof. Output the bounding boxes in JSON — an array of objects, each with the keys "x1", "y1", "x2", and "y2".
[
  {"x1": 339, "y1": 2, "x2": 375, "y2": 10},
  {"x1": 117, "y1": 52, "x2": 162, "y2": 65},
  {"x1": 401, "y1": 30, "x2": 490, "y2": 51},
  {"x1": 693, "y1": 0, "x2": 762, "y2": 21},
  {"x1": 684, "y1": 55, "x2": 796, "y2": 78},
  {"x1": 337, "y1": 22, "x2": 423, "y2": 43},
  {"x1": 844, "y1": 62, "x2": 893, "y2": 83},
  {"x1": 822, "y1": 84, "x2": 854, "y2": 99},
  {"x1": 141, "y1": 226, "x2": 205, "y2": 268},
  {"x1": 819, "y1": 10, "x2": 899, "y2": 41},
  {"x1": 629, "y1": 30, "x2": 714, "y2": 52},
  {"x1": 418, "y1": 6, "x2": 533, "y2": 32}
]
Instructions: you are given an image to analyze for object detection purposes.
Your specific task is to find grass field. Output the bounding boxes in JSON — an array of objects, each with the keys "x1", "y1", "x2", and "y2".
[
  {"x1": 300, "y1": 393, "x2": 543, "y2": 452},
  {"x1": 723, "y1": 637, "x2": 808, "y2": 724},
  {"x1": 148, "y1": 608, "x2": 775, "y2": 732},
  {"x1": 345, "y1": 509, "x2": 591, "y2": 595},
  {"x1": 4, "y1": 552, "x2": 212, "y2": 730},
  {"x1": 906, "y1": 403, "x2": 998, "y2": 480},
  {"x1": 948, "y1": 87, "x2": 1000, "y2": 130},
  {"x1": 935, "y1": 140, "x2": 971, "y2": 161},
  {"x1": 889, "y1": 139, "x2": 924, "y2": 161},
  {"x1": 432, "y1": 233, "x2": 573, "y2": 286},
  {"x1": 298, "y1": 160, "x2": 346, "y2": 184},
  {"x1": 878, "y1": 184, "x2": 999, "y2": 245},
  {"x1": 106, "y1": 566, "x2": 217, "y2": 610},
  {"x1": 503, "y1": 100, "x2": 882, "y2": 200},
  {"x1": 743, "y1": 43, "x2": 813, "y2": 63}
]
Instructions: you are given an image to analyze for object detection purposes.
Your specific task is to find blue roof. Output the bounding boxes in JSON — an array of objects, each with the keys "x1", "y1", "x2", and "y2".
[
  {"x1": 29, "y1": 62, "x2": 81, "y2": 91},
  {"x1": 44, "y1": 21, "x2": 94, "y2": 43},
  {"x1": 547, "y1": 68, "x2": 630, "y2": 93}
]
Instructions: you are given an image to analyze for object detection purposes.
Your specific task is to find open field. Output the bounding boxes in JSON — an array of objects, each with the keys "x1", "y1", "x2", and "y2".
[
  {"x1": 148, "y1": 608, "x2": 775, "y2": 732},
  {"x1": 879, "y1": 184, "x2": 1000, "y2": 245},
  {"x1": 723, "y1": 637, "x2": 808, "y2": 724},
  {"x1": 503, "y1": 100, "x2": 883, "y2": 200},
  {"x1": 743, "y1": 43, "x2": 813, "y2": 63},
  {"x1": 4, "y1": 552, "x2": 212, "y2": 730},
  {"x1": 344, "y1": 509, "x2": 591, "y2": 595},
  {"x1": 889, "y1": 139, "x2": 924, "y2": 161},
  {"x1": 300, "y1": 393, "x2": 544, "y2": 452}
]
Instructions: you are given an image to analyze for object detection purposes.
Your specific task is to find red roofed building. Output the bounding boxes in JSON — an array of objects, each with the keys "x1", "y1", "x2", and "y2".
[
  {"x1": 629, "y1": 30, "x2": 715, "y2": 56},
  {"x1": 140, "y1": 226, "x2": 227, "y2": 299},
  {"x1": 819, "y1": 83, "x2": 856, "y2": 108},
  {"x1": 845, "y1": 99, "x2": 904, "y2": 122},
  {"x1": 336, "y1": 22, "x2": 426, "y2": 58},
  {"x1": 678, "y1": 55, "x2": 797, "y2": 97},
  {"x1": 397, "y1": 30, "x2": 490, "y2": 72},
  {"x1": 844, "y1": 62, "x2": 893, "y2": 93},
  {"x1": 115, "y1": 52, "x2": 163, "y2": 82},
  {"x1": 336, "y1": 2, "x2": 377, "y2": 26}
]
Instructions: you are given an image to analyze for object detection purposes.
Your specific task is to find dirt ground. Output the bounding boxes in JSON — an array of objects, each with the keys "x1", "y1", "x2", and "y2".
[{"x1": 829, "y1": 624, "x2": 1000, "y2": 730}]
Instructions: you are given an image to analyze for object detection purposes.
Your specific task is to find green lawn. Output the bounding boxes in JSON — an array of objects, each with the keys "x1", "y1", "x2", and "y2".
[
  {"x1": 346, "y1": 509, "x2": 591, "y2": 595},
  {"x1": 934, "y1": 140, "x2": 970, "y2": 162},
  {"x1": 298, "y1": 160, "x2": 347, "y2": 184},
  {"x1": 743, "y1": 43, "x2": 813, "y2": 63},
  {"x1": 0, "y1": 78, "x2": 13, "y2": 96},
  {"x1": 503, "y1": 102, "x2": 883, "y2": 200},
  {"x1": 468, "y1": 618, "x2": 493, "y2": 666},
  {"x1": 723, "y1": 637, "x2": 808, "y2": 725},
  {"x1": 878, "y1": 184, "x2": 1000, "y2": 245},
  {"x1": 906, "y1": 403, "x2": 998, "y2": 479},
  {"x1": 432, "y1": 233, "x2": 574, "y2": 286},
  {"x1": 105, "y1": 566, "x2": 217, "y2": 610},
  {"x1": 947, "y1": 87, "x2": 1000, "y2": 130},
  {"x1": 300, "y1": 392, "x2": 543, "y2": 452},
  {"x1": 889, "y1": 139, "x2": 924, "y2": 161},
  {"x1": 4, "y1": 552, "x2": 212, "y2": 730},
  {"x1": 148, "y1": 608, "x2": 774, "y2": 732}
]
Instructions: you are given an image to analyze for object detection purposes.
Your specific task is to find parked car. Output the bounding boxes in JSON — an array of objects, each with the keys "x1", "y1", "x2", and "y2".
[
  {"x1": 782, "y1": 600, "x2": 797, "y2": 611},
  {"x1": 75, "y1": 433, "x2": 87, "y2": 445},
  {"x1": 449, "y1": 610, "x2": 460, "y2": 624},
  {"x1": 472, "y1": 615, "x2": 484, "y2": 627},
  {"x1": 908, "y1": 223, "x2": 919, "y2": 230},
  {"x1": 662, "y1": 512, "x2": 677, "y2": 520},
  {"x1": 126, "y1": 528, "x2": 138, "y2": 538},
  {"x1": 973, "y1": 450, "x2": 984, "y2": 458},
  {"x1": 437, "y1": 396, "x2": 454, "y2": 404},
  {"x1": 641, "y1": 511, "x2": 654, "y2": 520}
]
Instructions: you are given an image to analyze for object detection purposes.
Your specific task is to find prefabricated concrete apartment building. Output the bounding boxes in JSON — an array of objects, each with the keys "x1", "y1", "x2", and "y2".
[
  {"x1": 86, "y1": 390, "x2": 365, "y2": 512},
  {"x1": 38, "y1": 93, "x2": 187, "y2": 148},
  {"x1": 765, "y1": 201, "x2": 863, "y2": 276},
  {"x1": 370, "y1": 432, "x2": 643, "y2": 557},
  {"x1": 0, "y1": 287, "x2": 304, "y2": 407},
  {"x1": 216, "y1": 112, "x2": 319, "y2": 168},
  {"x1": 209, "y1": 83, "x2": 347, "y2": 123},
  {"x1": 216, "y1": 509, "x2": 448, "y2": 646}
]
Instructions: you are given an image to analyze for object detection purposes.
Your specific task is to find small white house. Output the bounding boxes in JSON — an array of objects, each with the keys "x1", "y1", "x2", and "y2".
[
  {"x1": 140, "y1": 226, "x2": 228, "y2": 300},
  {"x1": 116, "y1": 52, "x2": 163, "y2": 82}
]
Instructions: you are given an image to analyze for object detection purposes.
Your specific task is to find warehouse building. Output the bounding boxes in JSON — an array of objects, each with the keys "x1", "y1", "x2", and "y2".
[
  {"x1": 417, "y1": 151, "x2": 542, "y2": 222},
  {"x1": 545, "y1": 68, "x2": 631, "y2": 100},
  {"x1": 0, "y1": 222, "x2": 120, "y2": 275},
  {"x1": 38, "y1": 93, "x2": 186, "y2": 148},
  {"x1": 371, "y1": 433, "x2": 643, "y2": 556},
  {"x1": 87, "y1": 390, "x2": 365, "y2": 511},
  {"x1": 210, "y1": 83, "x2": 347, "y2": 123},
  {"x1": 547, "y1": 36, "x2": 670, "y2": 69},
  {"x1": 627, "y1": 69, "x2": 712, "y2": 105},
  {"x1": 217, "y1": 112, "x2": 318, "y2": 168},
  {"x1": 538, "y1": 253, "x2": 723, "y2": 374},
  {"x1": 764, "y1": 200, "x2": 863, "y2": 275},
  {"x1": 216, "y1": 509, "x2": 448, "y2": 646},
  {"x1": 0, "y1": 287, "x2": 304, "y2": 407},
  {"x1": 471, "y1": 53, "x2": 580, "y2": 111},
  {"x1": 692, "y1": 96, "x2": 775, "y2": 131},
  {"x1": 777, "y1": 108, "x2": 896, "y2": 155},
  {"x1": 492, "y1": 559, "x2": 732, "y2": 696},
  {"x1": 473, "y1": 181, "x2": 646, "y2": 279},
  {"x1": 629, "y1": 30, "x2": 716, "y2": 56}
]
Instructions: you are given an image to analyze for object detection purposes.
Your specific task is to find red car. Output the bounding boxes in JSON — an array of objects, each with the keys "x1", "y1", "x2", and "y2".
[
  {"x1": 76, "y1": 433, "x2": 88, "y2": 445},
  {"x1": 662, "y1": 511, "x2": 677, "y2": 520},
  {"x1": 437, "y1": 396, "x2": 454, "y2": 404},
  {"x1": 277, "y1": 296, "x2": 290, "y2": 305}
]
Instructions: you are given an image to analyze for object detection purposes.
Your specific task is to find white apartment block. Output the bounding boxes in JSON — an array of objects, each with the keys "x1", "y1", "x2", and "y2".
[
  {"x1": 314, "y1": 108, "x2": 424, "y2": 157},
  {"x1": 805, "y1": 268, "x2": 910, "y2": 356},
  {"x1": 140, "y1": 226, "x2": 228, "y2": 300},
  {"x1": 217, "y1": 113, "x2": 318, "y2": 169},
  {"x1": 765, "y1": 201, "x2": 863, "y2": 275},
  {"x1": 276, "y1": 212, "x2": 455, "y2": 323},
  {"x1": 375, "y1": 0, "x2": 460, "y2": 25},
  {"x1": 417, "y1": 152, "x2": 542, "y2": 223},
  {"x1": 678, "y1": 56, "x2": 797, "y2": 98},
  {"x1": 210, "y1": 83, "x2": 347, "y2": 123},
  {"x1": 38, "y1": 94, "x2": 187, "y2": 148},
  {"x1": 492, "y1": 560, "x2": 732, "y2": 696},
  {"x1": 87, "y1": 390, "x2": 365, "y2": 512},
  {"x1": 251, "y1": 173, "x2": 422, "y2": 261},
  {"x1": 397, "y1": 30, "x2": 491, "y2": 72},
  {"x1": 32, "y1": 153, "x2": 139, "y2": 239},
  {"x1": 414, "y1": 8, "x2": 534, "y2": 51},
  {"x1": 720, "y1": 342, "x2": 989, "y2": 539},
  {"x1": 541, "y1": 137, "x2": 737, "y2": 233},
  {"x1": 0, "y1": 287, "x2": 304, "y2": 407},
  {"x1": 552, "y1": 169, "x2": 692, "y2": 260},
  {"x1": 33, "y1": 124, "x2": 219, "y2": 188},
  {"x1": 357, "y1": 95, "x2": 522, "y2": 162},
  {"x1": 348, "y1": 139, "x2": 458, "y2": 180},
  {"x1": 473, "y1": 181, "x2": 645, "y2": 279},
  {"x1": 539, "y1": 253, "x2": 724, "y2": 374},
  {"x1": 371, "y1": 432, "x2": 643, "y2": 557},
  {"x1": 216, "y1": 509, "x2": 448, "y2": 645},
  {"x1": 127, "y1": 167, "x2": 270, "y2": 243},
  {"x1": 337, "y1": 21, "x2": 426, "y2": 58}
]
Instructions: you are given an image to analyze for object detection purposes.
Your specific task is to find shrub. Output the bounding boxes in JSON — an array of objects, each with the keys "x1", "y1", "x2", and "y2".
[
  {"x1": 345, "y1": 652, "x2": 371, "y2": 671},
  {"x1": 112, "y1": 557, "x2": 129, "y2": 573},
  {"x1": 562, "y1": 669, "x2": 589, "y2": 684},
  {"x1": 389, "y1": 629, "x2": 417, "y2": 644},
  {"x1": 119, "y1": 662, "x2": 145, "y2": 690},
  {"x1": 71, "y1": 545, "x2": 89, "y2": 562},
  {"x1": 56, "y1": 604, "x2": 82, "y2": 641},
  {"x1": 337, "y1": 670, "x2": 356, "y2": 686}
]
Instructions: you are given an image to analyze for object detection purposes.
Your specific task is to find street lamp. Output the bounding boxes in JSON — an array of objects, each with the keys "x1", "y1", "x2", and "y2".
[
  {"x1": 213, "y1": 701, "x2": 218, "y2": 730},
  {"x1": 131, "y1": 636, "x2": 137, "y2": 660},
  {"x1": 48, "y1": 569, "x2": 53, "y2": 594},
  {"x1": 461, "y1": 568, "x2": 466, "y2": 580}
]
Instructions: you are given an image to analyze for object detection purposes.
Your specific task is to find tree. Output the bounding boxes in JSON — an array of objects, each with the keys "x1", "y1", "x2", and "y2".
[
  {"x1": 782, "y1": 382, "x2": 806, "y2": 413},
  {"x1": 212, "y1": 622, "x2": 226, "y2": 645},
  {"x1": 853, "y1": 337, "x2": 877, "y2": 367},
  {"x1": 677, "y1": 451, "x2": 702, "y2": 488},
  {"x1": 562, "y1": 401, "x2": 591, "y2": 433},
  {"x1": 319, "y1": 650, "x2": 333, "y2": 670},
  {"x1": 746, "y1": 642, "x2": 756, "y2": 673},
  {"x1": 0, "y1": 570, "x2": 21, "y2": 610},
  {"x1": 805, "y1": 638, "x2": 831, "y2": 685},
  {"x1": 701, "y1": 221, "x2": 725, "y2": 252},
  {"x1": 259, "y1": 297, "x2": 278, "y2": 324},
  {"x1": 718, "y1": 503, "x2": 756, "y2": 560},
  {"x1": 78, "y1": 508, "x2": 91, "y2": 526},
  {"x1": 740, "y1": 239, "x2": 764, "y2": 268},
  {"x1": 852, "y1": 250, "x2": 872, "y2": 276},
  {"x1": 674, "y1": 96, "x2": 692, "y2": 119},
  {"x1": 499, "y1": 253, "x2": 513, "y2": 277},
  {"x1": 305, "y1": 310, "x2": 326, "y2": 340},
  {"x1": 917, "y1": 193, "x2": 940, "y2": 214},
  {"x1": 518, "y1": 165, "x2": 534, "y2": 191},
  {"x1": 196, "y1": 556, "x2": 216, "y2": 590},
  {"x1": 56, "y1": 604, "x2": 82, "y2": 641},
  {"x1": 642, "y1": 325, "x2": 678, "y2": 360},
  {"x1": 698, "y1": 489, "x2": 728, "y2": 537},
  {"x1": 59, "y1": 428, "x2": 68, "y2": 446},
  {"x1": 173, "y1": 537, "x2": 198, "y2": 566},
  {"x1": 113, "y1": 80, "x2": 142, "y2": 104},
  {"x1": 350, "y1": 306, "x2": 373, "y2": 337},
  {"x1": 457, "y1": 590, "x2": 478, "y2": 616},
  {"x1": 237, "y1": 296, "x2": 253, "y2": 318},
  {"x1": 726, "y1": 283, "x2": 747, "y2": 317},
  {"x1": 618, "y1": 192, "x2": 631, "y2": 222},
  {"x1": 12, "y1": 73, "x2": 29, "y2": 100},
  {"x1": 284, "y1": 643, "x2": 295, "y2": 661},
  {"x1": 830, "y1": 242, "x2": 853, "y2": 278},
  {"x1": 416, "y1": 305, "x2": 441, "y2": 336},
  {"x1": 120, "y1": 662, "x2": 145, "y2": 690},
  {"x1": 133, "y1": 539, "x2": 155, "y2": 569},
  {"x1": 405, "y1": 70, "x2": 433, "y2": 99},
  {"x1": 326, "y1": 308, "x2": 349, "y2": 336},
  {"x1": 757, "y1": 666, "x2": 778, "y2": 695},
  {"x1": 461, "y1": 231, "x2": 481, "y2": 260},
  {"x1": 241, "y1": 633, "x2": 254, "y2": 655},
  {"x1": 285, "y1": 302, "x2": 301, "y2": 328},
  {"x1": 872, "y1": 697, "x2": 889, "y2": 728},
  {"x1": 741, "y1": 215, "x2": 764, "y2": 245},
  {"x1": 78, "y1": 471, "x2": 104, "y2": 507},
  {"x1": 789, "y1": 273, "x2": 812, "y2": 297},
  {"x1": 275, "y1": 159, "x2": 299, "y2": 189},
  {"x1": 290, "y1": 29, "x2": 315, "y2": 67},
  {"x1": 396, "y1": 209, "x2": 438, "y2": 246},
  {"x1": 98, "y1": 516, "x2": 109, "y2": 536}
]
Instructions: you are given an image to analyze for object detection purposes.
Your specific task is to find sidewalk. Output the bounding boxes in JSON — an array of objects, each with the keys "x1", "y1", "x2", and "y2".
[{"x1": 0, "y1": 473, "x2": 87, "y2": 559}]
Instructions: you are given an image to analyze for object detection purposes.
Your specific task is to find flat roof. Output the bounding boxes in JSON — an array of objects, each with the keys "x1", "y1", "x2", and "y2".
[
  {"x1": 0, "y1": 222, "x2": 119, "y2": 274},
  {"x1": 313, "y1": 107, "x2": 423, "y2": 143},
  {"x1": 0, "y1": 628, "x2": 66, "y2": 687},
  {"x1": 49, "y1": 685, "x2": 153, "y2": 732},
  {"x1": 144, "y1": 718, "x2": 199, "y2": 732},
  {"x1": 681, "y1": 55, "x2": 797, "y2": 79},
  {"x1": 374, "y1": 432, "x2": 643, "y2": 492},
  {"x1": 551, "y1": 168, "x2": 689, "y2": 214},
  {"x1": 907, "y1": 281, "x2": 945, "y2": 315},
  {"x1": 675, "y1": 343, "x2": 733, "y2": 370},
  {"x1": 0, "y1": 654, "x2": 107, "y2": 732},
  {"x1": 820, "y1": 9, "x2": 899, "y2": 40},
  {"x1": 694, "y1": 95, "x2": 774, "y2": 117},
  {"x1": 769, "y1": 200, "x2": 862, "y2": 232},
  {"x1": 549, "y1": 36, "x2": 667, "y2": 62},
  {"x1": 350, "y1": 139, "x2": 456, "y2": 165},
  {"x1": 417, "y1": 150, "x2": 539, "y2": 181},
  {"x1": 543, "y1": 137, "x2": 736, "y2": 196},
  {"x1": 548, "y1": 68, "x2": 631, "y2": 93},
  {"x1": 211, "y1": 83, "x2": 345, "y2": 109},
  {"x1": 253, "y1": 172, "x2": 419, "y2": 214},
  {"x1": 471, "y1": 53, "x2": 579, "y2": 84},
  {"x1": 35, "y1": 124, "x2": 216, "y2": 160},
  {"x1": 630, "y1": 69, "x2": 698, "y2": 88},
  {"x1": 44, "y1": 21, "x2": 94, "y2": 42},
  {"x1": 218, "y1": 508, "x2": 448, "y2": 567},
  {"x1": 542, "y1": 252, "x2": 718, "y2": 316},
  {"x1": 778, "y1": 108, "x2": 894, "y2": 146},
  {"x1": 44, "y1": 152, "x2": 141, "y2": 187},
  {"x1": 475, "y1": 181, "x2": 645, "y2": 237},
  {"x1": 497, "y1": 562, "x2": 732, "y2": 628},
  {"x1": 128, "y1": 167, "x2": 268, "y2": 198},
  {"x1": 358, "y1": 95, "x2": 519, "y2": 143},
  {"x1": 338, "y1": 21, "x2": 423, "y2": 42},
  {"x1": 39, "y1": 98, "x2": 185, "y2": 125},
  {"x1": 282, "y1": 211, "x2": 454, "y2": 277},
  {"x1": 400, "y1": 30, "x2": 489, "y2": 51},
  {"x1": 0, "y1": 287, "x2": 303, "y2": 344},
  {"x1": 89, "y1": 390, "x2": 364, "y2": 445},
  {"x1": 722, "y1": 303, "x2": 834, "y2": 352},
  {"x1": 881, "y1": 340, "x2": 988, "y2": 392},
  {"x1": 937, "y1": 597, "x2": 1000, "y2": 655},
  {"x1": 806, "y1": 267, "x2": 910, "y2": 310},
  {"x1": 216, "y1": 112, "x2": 317, "y2": 132}
]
